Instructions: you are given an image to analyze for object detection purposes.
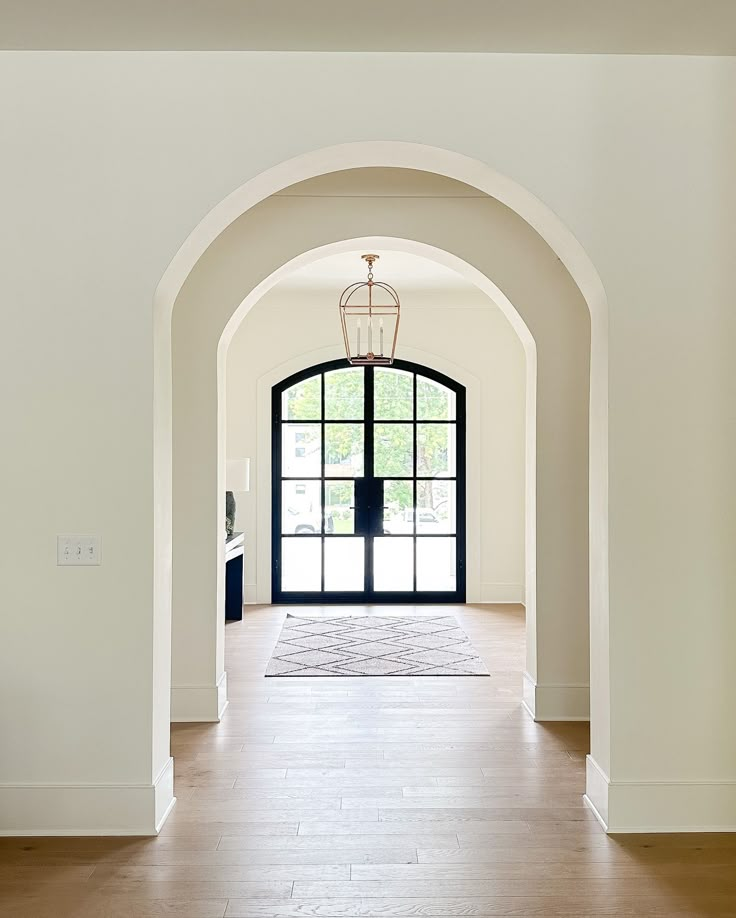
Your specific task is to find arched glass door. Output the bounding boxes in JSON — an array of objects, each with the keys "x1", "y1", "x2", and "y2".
[{"x1": 272, "y1": 359, "x2": 465, "y2": 603}]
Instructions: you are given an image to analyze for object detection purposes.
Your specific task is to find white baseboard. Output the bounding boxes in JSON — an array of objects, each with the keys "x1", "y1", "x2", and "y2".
[
  {"x1": 245, "y1": 583, "x2": 524, "y2": 605},
  {"x1": 0, "y1": 757, "x2": 176, "y2": 836},
  {"x1": 522, "y1": 671, "x2": 590, "y2": 721},
  {"x1": 245, "y1": 583, "x2": 525, "y2": 605},
  {"x1": 171, "y1": 671, "x2": 228, "y2": 722},
  {"x1": 479, "y1": 582, "x2": 525, "y2": 604},
  {"x1": 584, "y1": 754, "x2": 610, "y2": 828},
  {"x1": 154, "y1": 757, "x2": 176, "y2": 831},
  {"x1": 585, "y1": 755, "x2": 736, "y2": 833}
]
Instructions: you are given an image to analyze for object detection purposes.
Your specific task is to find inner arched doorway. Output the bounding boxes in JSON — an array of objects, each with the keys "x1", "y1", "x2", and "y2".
[
  {"x1": 170, "y1": 173, "x2": 592, "y2": 727},
  {"x1": 272, "y1": 358, "x2": 466, "y2": 603}
]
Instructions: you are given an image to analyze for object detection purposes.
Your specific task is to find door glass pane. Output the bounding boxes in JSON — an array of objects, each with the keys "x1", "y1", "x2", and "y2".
[
  {"x1": 416, "y1": 481, "x2": 456, "y2": 534},
  {"x1": 282, "y1": 375, "x2": 321, "y2": 420},
  {"x1": 374, "y1": 537, "x2": 413, "y2": 592},
  {"x1": 382, "y1": 480, "x2": 415, "y2": 534},
  {"x1": 417, "y1": 424, "x2": 455, "y2": 477},
  {"x1": 281, "y1": 538, "x2": 322, "y2": 591},
  {"x1": 417, "y1": 376, "x2": 456, "y2": 420},
  {"x1": 374, "y1": 423, "x2": 413, "y2": 477},
  {"x1": 325, "y1": 368, "x2": 364, "y2": 420},
  {"x1": 324, "y1": 538, "x2": 364, "y2": 591},
  {"x1": 417, "y1": 537, "x2": 456, "y2": 591},
  {"x1": 374, "y1": 368, "x2": 413, "y2": 420},
  {"x1": 282, "y1": 481, "x2": 322, "y2": 534},
  {"x1": 324, "y1": 423, "x2": 364, "y2": 477},
  {"x1": 325, "y1": 481, "x2": 354, "y2": 534},
  {"x1": 282, "y1": 424, "x2": 321, "y2": 477}
]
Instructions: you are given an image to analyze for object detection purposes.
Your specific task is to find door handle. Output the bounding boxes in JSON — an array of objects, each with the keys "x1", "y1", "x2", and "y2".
[{"x1": 353, "y1": 479, "x2": 385, "y2": 535}]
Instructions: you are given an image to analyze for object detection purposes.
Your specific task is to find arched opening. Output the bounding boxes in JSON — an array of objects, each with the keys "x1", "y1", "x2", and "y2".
[
  {"x1": 225, "y1": 240, "x2": 533, "y2": 615},
  {"x1": 271, "y1": 358, "x2": 467, "y2": 603},
  {"x1": 155, "y1": 148, "x2": 608, "y2": 825}
]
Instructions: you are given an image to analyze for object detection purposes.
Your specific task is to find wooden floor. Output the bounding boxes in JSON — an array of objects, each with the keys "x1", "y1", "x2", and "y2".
[{"x1": 3, "y1": 604, "x2": 736, "y2": 917}]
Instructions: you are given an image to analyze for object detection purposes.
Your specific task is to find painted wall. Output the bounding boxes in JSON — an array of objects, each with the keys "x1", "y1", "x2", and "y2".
[
  {"x1": 0, "y1": 51, "x2": 734, "y2": 833},
  {"x1": 225, "y1": 279, "x2": 527, "y2": 605}
]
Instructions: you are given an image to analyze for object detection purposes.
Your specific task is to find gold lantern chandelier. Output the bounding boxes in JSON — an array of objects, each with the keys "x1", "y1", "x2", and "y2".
[{"x1": 339, "y1": 254, "x2": 400, "y2": 366}]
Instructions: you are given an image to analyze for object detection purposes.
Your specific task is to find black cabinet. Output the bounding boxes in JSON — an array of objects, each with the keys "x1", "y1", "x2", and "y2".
[{"x1": 225, "y1": 532, "x2": 244, "y2": 621}]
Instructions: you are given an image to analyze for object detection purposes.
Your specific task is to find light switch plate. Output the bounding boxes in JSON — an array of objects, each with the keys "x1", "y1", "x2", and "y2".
[{"x1": 57, "y1": 535, "x2": 102, "y2": 566}]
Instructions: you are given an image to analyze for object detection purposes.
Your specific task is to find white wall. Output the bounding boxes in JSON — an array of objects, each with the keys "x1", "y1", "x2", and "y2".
[
  {"x1": 225, "y1": 280, "x2": 527, "y2": 604},
  {"x1": 0, "y1": 51, "x2": 734, "y2": 833}
]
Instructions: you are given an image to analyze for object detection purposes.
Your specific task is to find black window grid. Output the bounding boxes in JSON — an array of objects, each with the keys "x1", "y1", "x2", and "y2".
[{"x1": 273, "y1": 359, "x2": 465, "y2": 600}]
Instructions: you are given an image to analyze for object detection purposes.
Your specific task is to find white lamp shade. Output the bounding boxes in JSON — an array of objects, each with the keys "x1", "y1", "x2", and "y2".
[{"x1": 226, "y1": 458, "x2": 250, "y2": 492}]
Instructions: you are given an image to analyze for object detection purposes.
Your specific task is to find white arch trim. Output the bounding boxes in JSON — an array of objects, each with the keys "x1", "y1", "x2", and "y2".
[
  {"x1": 223, "y1": 236, "x2": 537, "y2": 603},
  {"x1": 155, "y1": 142, "x2": 610, "y2": 819},
  {"x1": 218, "y1": 236, "x2": 535, "y2": 610},
  {"x1": 155, "y1": 142, "x2": 608, "y2": 333}
]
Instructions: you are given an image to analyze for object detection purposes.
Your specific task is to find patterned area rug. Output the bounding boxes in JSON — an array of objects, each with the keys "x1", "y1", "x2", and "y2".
[{"x1": 265, "y1": 615, "x2": 489, "y2": 677}]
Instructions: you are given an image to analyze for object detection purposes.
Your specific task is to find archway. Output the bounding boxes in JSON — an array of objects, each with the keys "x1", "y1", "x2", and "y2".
[
  {"x1": 154, "y1": 148, "x2": 608, "y2": 824},
  {"x1": 170, "y1": 185, "x2": 589, "y2": 723}
]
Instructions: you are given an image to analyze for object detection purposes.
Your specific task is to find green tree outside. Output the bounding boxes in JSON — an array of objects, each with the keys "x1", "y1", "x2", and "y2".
[{"x1": 282, "y1": 367, "x2": 454, "y2": 525}]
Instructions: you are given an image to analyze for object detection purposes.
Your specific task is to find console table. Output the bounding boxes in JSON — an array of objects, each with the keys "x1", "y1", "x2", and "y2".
[{"x1": 225, "y1": 531, "x2": 244, "y2": 621}]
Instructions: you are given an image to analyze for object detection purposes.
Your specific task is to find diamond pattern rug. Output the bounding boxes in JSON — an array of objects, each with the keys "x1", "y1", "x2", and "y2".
[{"x1": 265, "y1": 615, "x2": 489, "y2": 677}]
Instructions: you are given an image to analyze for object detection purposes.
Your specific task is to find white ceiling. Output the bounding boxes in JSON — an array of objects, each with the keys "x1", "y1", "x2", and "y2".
[
  {"x1": 277, "y1": 251, "x2": 479, "y2": 293},
  {"x1": 2, "y1": 1, "x2": 735, "y2": 54}
]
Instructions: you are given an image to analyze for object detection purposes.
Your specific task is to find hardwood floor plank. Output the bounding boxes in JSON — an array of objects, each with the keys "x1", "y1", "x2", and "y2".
[
  {"x1": 296, "y1": 820, "x2": 528, "y2": 836},
  {"x1": 292, "y1": 877, "x2": 736, "y2": 897},
  {"x1": 406, "y1": 780, "x2": 584, "y2": 792},
  {"x1": 284, "y1": 768, "x2": 485, "y2": 780},
  {"x1": 0, "y1": 893, "x2": 229, "y2": 918},
  {"x1": 94, "y1": 864, "x2": 349, "y2": 881},
  {"x1": 455, "y1": 829, "x2": 614, "y2": 847},
  {"x1": 177, "y1": 800, "x2": 345, "y2": 813},
  {"x1": 172, "y1": 802, "x2": 346, "y2": 815},
  {"x1": 417, "y1": 846, "x2": 634, "y2": 864},
  {"x1": 117, "y1": 848, "x2": 418, "y2": 866},
  {"x1": 224, "y1": 898, "x2": 736, "y2": 918},
  {"x1": 90, "y1": 879, "x2": 294, "y2": 899},
  {"x1": 193, "y1": 755, "x2": 352, "y2": 767},
  {"x1": 351, "y1": 861, "x2": 736, "y2": 879},
  {"x1": 0, "y1": 864, "x2": 96, "y2": 882},
  {"x1": 171, "y1": 742, "x2": 249, "y2": 753},
  {"x1": 377, "y1": 807, "x2": 591, "y2": 822},
  {"x1": 158, "y1": 821, "x2": 299, "y2": 836},
  {"x1": 216, "y1": 835, "x2": 459, "y2": 851},
  {"x1": 206, "y1": 789, "x2": 405, "y2": 801},
  {"x1": 341, "y1": 794, "x2": 585, "y2": 808}
]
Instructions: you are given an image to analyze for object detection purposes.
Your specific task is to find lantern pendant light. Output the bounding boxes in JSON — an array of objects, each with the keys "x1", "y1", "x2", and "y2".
[{"x1": 339, "y1": 254, "x2": 401, "y2": 366}]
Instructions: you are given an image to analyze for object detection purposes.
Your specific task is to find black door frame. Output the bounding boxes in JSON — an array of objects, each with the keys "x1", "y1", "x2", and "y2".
[{"x1": 272, "y1": 358, "x2": 466, "y2": 604}]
